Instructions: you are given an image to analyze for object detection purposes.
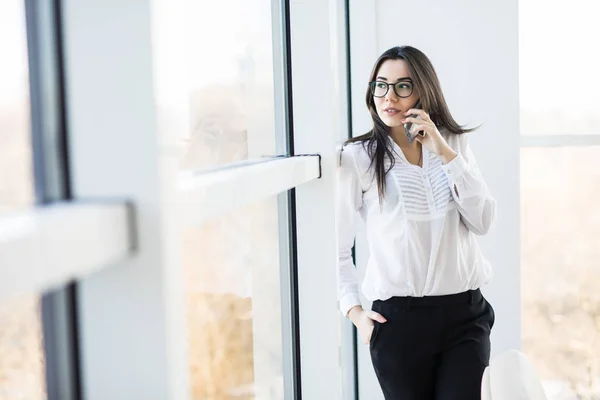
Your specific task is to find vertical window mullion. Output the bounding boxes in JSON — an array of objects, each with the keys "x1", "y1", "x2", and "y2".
[
  {"x1": 25, "y1": 0, "x2": 82, "y2": 399},
  {"x1": 273, "y1": 0, "x2": 301, "y2": 398},
  {"x1": 341, "y1": 0, "x2": 358, "y2": 399}
]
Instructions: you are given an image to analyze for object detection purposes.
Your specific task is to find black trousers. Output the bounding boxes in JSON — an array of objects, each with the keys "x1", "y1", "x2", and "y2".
[{"x1": 369, "y1": 289, "x2": 495, "y2": 400}]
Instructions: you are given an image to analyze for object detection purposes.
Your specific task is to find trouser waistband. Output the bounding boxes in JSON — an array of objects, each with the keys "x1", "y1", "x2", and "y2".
[{"x1": 372, "y1": 289, "x2": 482, "y2": 311}]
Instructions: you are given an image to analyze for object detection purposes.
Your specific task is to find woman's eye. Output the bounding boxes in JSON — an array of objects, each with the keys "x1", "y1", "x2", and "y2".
[{"x1": 376, "y1": 83, "x2": 386, "y2": 88}]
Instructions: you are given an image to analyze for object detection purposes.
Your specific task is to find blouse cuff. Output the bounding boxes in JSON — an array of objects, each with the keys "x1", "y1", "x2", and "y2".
[
  {"x1": 441, "y1": 153, "x2": 468, "y2": 183},
  {"x1": 339, "y1": 292, "x2": 362, "y2": 317}
]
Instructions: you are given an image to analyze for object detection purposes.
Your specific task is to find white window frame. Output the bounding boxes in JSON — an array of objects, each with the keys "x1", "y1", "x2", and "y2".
[
  {"x1": 178, "y1": 155, "x2": 319, "y2": 226},
  {"x1": 287, "y1": 0, "x2": 349, "y2": 398},
  {"x1": 0, "y1": 202, "x2": 132, "y2": 301}
]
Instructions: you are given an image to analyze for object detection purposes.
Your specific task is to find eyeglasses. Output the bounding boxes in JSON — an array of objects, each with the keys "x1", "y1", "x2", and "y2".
[{"x1": 369, "y1": 80, "x2": 414, "y2": 98}]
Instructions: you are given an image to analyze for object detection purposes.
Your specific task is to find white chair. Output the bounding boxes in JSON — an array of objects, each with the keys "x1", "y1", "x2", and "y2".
[{"x1": 481, "y1": 349, "x2": 548, "y2": 400}]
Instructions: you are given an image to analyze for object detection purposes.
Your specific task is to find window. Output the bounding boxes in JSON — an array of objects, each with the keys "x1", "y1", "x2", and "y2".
[
  {"x1": 176, "y1": 0, "x2": 282, "y2": 171},
  {"x1": 0, "y1": 1, "x2": 47, "y2": 399},
  {"x1": 0, "y1": 297, "x2": 46, "y2": 400},
  {"x1": 183, "y1": 196, "x2": 285, "y2": 399},
  {"x1": 519, "y1": 0, "x2": 600, "y2": 136},
  {"x1": 521, "y1": 146, "x2": 600, "y2": 398},
  {"x1": 520, "y1": 0, "x2": 600, "y2": 398},
  {"x1": 158, "y1": 0, "x2": 295, "y2": 397},
  {"x1": 0, "y1": 0, "x2": 347, "y2": 396},
  {"x1": 0, "y1": 0, "x2": 34, "y2": 212}
]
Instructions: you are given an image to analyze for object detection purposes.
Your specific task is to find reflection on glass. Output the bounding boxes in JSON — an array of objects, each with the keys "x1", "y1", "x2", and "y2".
[
  {"x1": 521, "y1": 147, "x2": 600, "y2": 399},
  {"x1": 0, "y1": 1, "x2": 47, "y2": 399},
  {"x1": 183, "y1": 197, "x2": 283, "y2": 399},
  {"x1": 179, "y1": 0, "x2": 277, "y2": 171}
]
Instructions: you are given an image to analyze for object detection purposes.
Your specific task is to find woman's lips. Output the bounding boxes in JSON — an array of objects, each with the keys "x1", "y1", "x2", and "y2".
[{"x1": 383, "y1": 108, "x2": 401, "y2": 116}]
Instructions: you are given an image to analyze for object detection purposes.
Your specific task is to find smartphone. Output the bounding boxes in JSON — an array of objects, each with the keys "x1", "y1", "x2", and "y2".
[{"x1": 404, "y1": 99, "x2": 425, "y2": 143}]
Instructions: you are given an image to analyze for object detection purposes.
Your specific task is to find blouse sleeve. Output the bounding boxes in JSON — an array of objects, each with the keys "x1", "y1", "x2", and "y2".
[
  {"x1": 441, "y1": 133, "x2": 497, "y2": 235},
  {"x1": 336, "y1": 144, "x2": 363, "y2": 316}
]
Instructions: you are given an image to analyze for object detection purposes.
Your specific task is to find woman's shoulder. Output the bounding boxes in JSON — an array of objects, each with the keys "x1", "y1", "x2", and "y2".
[
  {"x1": 339, "y1": 139, "x2": 373, "y2": 170},
  {"x1": 338, "y1": 141, "x2": 376, "y2": 187},
  {"x1": 341, "y1": 139, "x2": 367, "y2": 152},
  {"x1": 442, "y1": 128, "x2": 470, "y2": 153}
]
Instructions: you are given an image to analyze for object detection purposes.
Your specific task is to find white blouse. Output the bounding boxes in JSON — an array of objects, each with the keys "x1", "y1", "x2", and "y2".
[{"x1": 336, "y1": 131, "x2": 496, "y2": 317}]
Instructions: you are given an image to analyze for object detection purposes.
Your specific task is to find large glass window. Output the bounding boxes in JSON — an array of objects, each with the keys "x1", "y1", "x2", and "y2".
[
  {"x1": 520, "y1": 0, "x2": 600, "y2": 398},
  {"x1": 521, "y1": 147, "x2": 600, "y2": 398},
  {"x1": 0, "y1": 1, "x2": 47, "y2": 399},
  {"x1": 0, "y1": 297, "x2": 46, "y2": 400},
  {"x1": 153, "y1": 0, "x2": 290, "y2": 398},
  {"x1": 519, "y1": 0, "x2": 600, "y2": 136},
  {"x1": 183, "y1": 196, "x2": 284, "y2": 399},
  {"x1": 0, "y1": 1, "x2": 34, "y2": 213},
  {"x1": 179, "y1": 0, "x2": 281, "y2": 171}
]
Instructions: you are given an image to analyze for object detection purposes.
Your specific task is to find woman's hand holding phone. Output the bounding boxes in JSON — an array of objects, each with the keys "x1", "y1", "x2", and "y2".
[{"x1": 402, "y1": 108, "x2": 457, "y2": 163}]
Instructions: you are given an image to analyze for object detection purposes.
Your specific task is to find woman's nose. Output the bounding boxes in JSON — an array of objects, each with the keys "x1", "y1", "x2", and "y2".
[{"x1": 385, "y1": 87, "x2": 398, "y2": 102}]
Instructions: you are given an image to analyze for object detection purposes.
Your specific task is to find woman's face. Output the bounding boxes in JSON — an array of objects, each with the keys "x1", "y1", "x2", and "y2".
[{"x1": 372, "y1": 59, "x2": 419, "y2": 129}]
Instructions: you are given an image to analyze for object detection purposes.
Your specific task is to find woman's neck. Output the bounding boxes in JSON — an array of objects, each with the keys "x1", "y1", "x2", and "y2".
[{"x1": 389, "y1": 125, "x2": 418, "y2": 149}]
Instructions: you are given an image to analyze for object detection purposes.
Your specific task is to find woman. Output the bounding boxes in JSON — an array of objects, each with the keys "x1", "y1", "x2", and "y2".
[{"x1": 337, "y1": 45, "x2": 497, "y2": 399}]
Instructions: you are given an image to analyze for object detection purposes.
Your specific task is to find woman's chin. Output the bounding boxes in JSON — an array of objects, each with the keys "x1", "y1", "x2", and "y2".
[{"x1": 380, "y1": 117, "x2": 404, "y2": 129}]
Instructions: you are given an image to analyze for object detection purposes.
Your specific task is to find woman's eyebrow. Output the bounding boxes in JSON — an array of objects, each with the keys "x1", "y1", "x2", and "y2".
[{"x1": 375, "y1": 76, "x2": 413, "y2": 82}]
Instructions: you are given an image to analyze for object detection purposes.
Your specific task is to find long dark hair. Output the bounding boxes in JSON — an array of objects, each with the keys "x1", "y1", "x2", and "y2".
[{"x1": 345, "y1": 46, "x2": 480, "y2": 202}]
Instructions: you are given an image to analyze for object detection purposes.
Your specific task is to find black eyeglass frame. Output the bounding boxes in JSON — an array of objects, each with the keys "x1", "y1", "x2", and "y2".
[{"x1": 368, "y1": 80, "x2": 414, "y2": 98}]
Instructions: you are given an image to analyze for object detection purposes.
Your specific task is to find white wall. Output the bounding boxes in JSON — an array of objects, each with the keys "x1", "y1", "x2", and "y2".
[{"x1": 349, "y1": 1, "x2": 521, "y2": 398}]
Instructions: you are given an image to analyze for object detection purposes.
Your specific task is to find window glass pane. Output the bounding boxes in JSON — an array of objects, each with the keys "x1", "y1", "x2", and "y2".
[
  {"x1": 178, "y1": 0, "x2": 280, "y2": 171},
  {"x1": 183, "y1": 196, "x2": 284, "y2": 399},
  {"x1": 0, "y1": 297, "x2": 47, "y2": 400},
  {"x1": 0, "y1": 2, "x2": 47, "y2": 399},
  {"x1": 519, "y1": 0, "x2": 600, "y2": 135},
  {"x1": 521, "y1": 146, "x2": 600, "y2": 398},
  {"x1": 153, "y1": 1, "x2": 290, "y2": 397},
  {"x1": 0, "y1": 1, "x2": 34, "y2": 212}
]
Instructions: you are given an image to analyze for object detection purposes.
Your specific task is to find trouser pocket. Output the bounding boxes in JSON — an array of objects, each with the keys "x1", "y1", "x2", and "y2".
[{"x1": 370, "y1": 321, "x2": 380, "y2": 349}]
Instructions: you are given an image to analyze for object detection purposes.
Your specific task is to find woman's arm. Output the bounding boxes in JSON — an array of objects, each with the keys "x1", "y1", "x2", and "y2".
[
  {"x1": 441, "y1": 133, "x2": 497, "y2": 235},
  {"x1": 336, "y1": 144, "x2": 363, "y2": 316},
  {"x1": 402, "y1": 109, "x2": 497, "y2": 235}
]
